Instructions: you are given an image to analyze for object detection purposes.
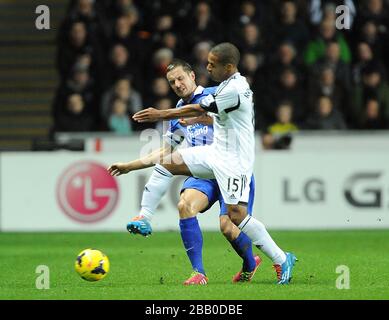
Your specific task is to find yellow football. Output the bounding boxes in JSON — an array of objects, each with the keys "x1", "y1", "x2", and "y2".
[{"x1": 75, "y1": 248, "x2": 110, "y2": 281}]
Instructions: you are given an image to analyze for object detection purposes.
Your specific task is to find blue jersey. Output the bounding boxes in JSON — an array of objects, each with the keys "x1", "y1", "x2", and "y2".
[{"x1": 164, "y1": 86, "x2": 217, "y2": 148}]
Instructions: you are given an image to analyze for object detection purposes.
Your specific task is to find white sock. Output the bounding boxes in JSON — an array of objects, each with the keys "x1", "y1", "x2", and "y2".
[
  {"x1": 238, "y1": 215, "x2": 286, "y2": 265},
  {"x1": 138, "y1": 164, "x2": 173, "y2": 221}
]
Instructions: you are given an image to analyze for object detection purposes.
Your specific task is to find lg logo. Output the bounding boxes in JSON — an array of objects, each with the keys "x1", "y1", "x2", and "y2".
[
  {"x1": 283, "y1": 172, "x2": 387, "y2": 208},
  {"x1": 57, "y1": 161, "x2": 119, "y2": 223},
  {"x1": 283, "y1": 178, "x2": 325, "y2": 203},
  {"x1": 344, "y1": 172, "x2": 384, "y2": 208}
]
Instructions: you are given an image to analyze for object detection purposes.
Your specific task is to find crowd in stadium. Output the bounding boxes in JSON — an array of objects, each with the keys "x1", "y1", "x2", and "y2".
[{"x1": 52, "y1": 0, "x2": 389, "y2": 137}]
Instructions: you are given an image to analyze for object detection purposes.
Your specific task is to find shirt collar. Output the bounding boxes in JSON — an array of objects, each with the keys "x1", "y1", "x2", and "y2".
[
  {"x1": 227, "y1": 72, "x2": 240, "y2": 81},
  {"x1": 182, "y1": 85, "x2": 205, "y2": 104}
]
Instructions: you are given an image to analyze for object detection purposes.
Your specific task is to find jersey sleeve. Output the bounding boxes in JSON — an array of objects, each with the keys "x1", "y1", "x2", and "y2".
[
  {"x1": 163, "y1": 120, "x2": 185, "y2": 148},
  {"x1": 199, "y1": 85, "x2": 240, "y2": 114}
]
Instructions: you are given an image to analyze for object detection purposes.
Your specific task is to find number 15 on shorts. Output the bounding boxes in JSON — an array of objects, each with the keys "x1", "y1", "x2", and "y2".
[{"x1": 227, "y1": 175, "x2": 247, "y2": 197}]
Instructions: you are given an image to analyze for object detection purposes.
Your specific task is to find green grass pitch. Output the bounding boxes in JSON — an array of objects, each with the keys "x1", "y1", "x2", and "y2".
[{"x1": 0, "y1": 230, "x2": 388, "y2": 300}]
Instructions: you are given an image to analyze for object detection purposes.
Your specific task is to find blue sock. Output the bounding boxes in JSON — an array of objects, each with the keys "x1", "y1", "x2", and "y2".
[
  {"x1": 230, "y1": 232, "x2": 256, "y2": 272},
  {"x1": 179, "y1": 217, "x2": 205, "y2": 275}
]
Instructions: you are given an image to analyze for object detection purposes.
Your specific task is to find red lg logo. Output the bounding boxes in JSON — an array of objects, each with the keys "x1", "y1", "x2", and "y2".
[{"x1": 57, "y1": 161, "x2": 119, "y2": 223}]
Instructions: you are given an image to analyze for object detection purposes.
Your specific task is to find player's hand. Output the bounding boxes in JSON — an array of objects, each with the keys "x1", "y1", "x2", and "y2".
[
  {"x1": 107, "y1": 163, "x2": 131, "y2": 176},
  {"x1": 178, "y1": 118, "x2": 191, "y2": 126},
  {"x1": 132, "y1": 108, "x2": 162, "y2": 122}
]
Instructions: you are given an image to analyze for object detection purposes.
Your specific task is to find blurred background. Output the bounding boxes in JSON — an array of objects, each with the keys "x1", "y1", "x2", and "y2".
[{"x1": 0, "y1": 0, "x2": 388, "y2": 231}]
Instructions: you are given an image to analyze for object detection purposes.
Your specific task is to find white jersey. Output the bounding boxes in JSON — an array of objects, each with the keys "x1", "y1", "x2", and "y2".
[{"x1": 199, "y1": 72, "x2": 255, "y2": 173}]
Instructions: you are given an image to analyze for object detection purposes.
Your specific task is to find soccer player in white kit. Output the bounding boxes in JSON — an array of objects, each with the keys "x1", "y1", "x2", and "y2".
[{"x1": 114, "y1": 43, "x2": 297, "y2": 284}]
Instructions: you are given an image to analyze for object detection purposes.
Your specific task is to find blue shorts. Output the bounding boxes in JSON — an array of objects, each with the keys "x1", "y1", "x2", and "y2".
[{"x1": 180, "y1": 176, "x2": 255, "y2": 215}]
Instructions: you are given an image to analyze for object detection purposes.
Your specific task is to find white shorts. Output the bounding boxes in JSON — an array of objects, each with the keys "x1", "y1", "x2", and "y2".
[{"x1": 178, "y1": 145, "x2": 251, "y2": 205}]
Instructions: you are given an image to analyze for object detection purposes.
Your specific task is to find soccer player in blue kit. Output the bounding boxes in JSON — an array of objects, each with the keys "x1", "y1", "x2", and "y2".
[{"x1": 108, "y1": 59, "x2": 261, "y2": 285}]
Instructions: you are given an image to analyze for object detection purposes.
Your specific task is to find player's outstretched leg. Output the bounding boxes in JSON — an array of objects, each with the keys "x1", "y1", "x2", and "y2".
[
  {"x1": 127, "y1": 164, "x2": 174, "y2": 236},
  {"x1": 127, "y1": 154, "x2": 192, "y2": 236}
]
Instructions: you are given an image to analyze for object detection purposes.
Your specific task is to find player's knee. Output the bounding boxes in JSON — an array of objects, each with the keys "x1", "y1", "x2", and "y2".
[
  {"x1": 177, "y1": 199, "x2": 196, "y2": 218},
  {"x1": 219, "y1": 216, "x2": 234, "y2": 239},
  {"x1": 227, "y1": 206, "x2": 245, "y2": 226},
  {"x1": 177, "y1": 199, "x2": 187, "y2": 216},
  {"x1": 219, "y1": 216, "x2": 229, "y2": 233}
]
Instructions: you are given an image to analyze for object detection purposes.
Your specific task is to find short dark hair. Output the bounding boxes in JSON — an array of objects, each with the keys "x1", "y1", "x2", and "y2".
[
  {"x1": 210, "y1": 42, "x2": 240, "y2": 66},
  {"x1": 166, "y1": 59, "x2": 193, "y2": 74}
]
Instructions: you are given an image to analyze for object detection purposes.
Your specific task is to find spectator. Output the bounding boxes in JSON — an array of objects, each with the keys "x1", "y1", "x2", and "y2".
[
  {"x1": 65, "y1": 64, "x2": 97, "y2": 110},
  {"x1": 62, "y1": 0, "x2": 108, "y2": 42},
  {"x1": 110, "y1": 13, "x2": 151, "y2": 68},
  {"x1": 351, "y1": 42, "x2": 386, "y2": 85},
  {"x1": 229, "y1": 0, "x2": 266, "y2": 41},
  {"x1": 354, "y1": 0, "x2": 389, "y2": 74},
  {"x1": 155, "y1": 97, "x2": 174, "y2": 134},
  {"x1": 191, "y1": 41, "x2": 212, "y2": 71},
  {"x1": 151, "y1": 14, "x2": 175, "y2": 47},
  {"x1": 53, "y1": 63, "x2": 98, "y2": 123},
  {"x1": 237, "y1": 0, "x2": 263, "y2": 27},
  {"x1": 307, "y1": 66, "x2": 349, "y2": 120},
  {"x1": 241, "y1": 52, "x2": 260, "y2": 86},
  {"x1": 52, "y1": 0, "x2": 389, "y2": 134},
  {"x1": 158, "y1": 31, "x2": 182, "y2": 57},
  {"x1": 193, "y1": 67, "x2": 211, "y2": 88},
  {"x1": 351, "y1": 63, "x2": 389, "y2": 127},
  {"x1": 266, "y1": 67, "x2": 305, "y2": 123},
  {"x1": 54, "y1": 94, "x2": 95, "y2": 132},
  {"x1": 108, "y1": 98, "x2": 132, "y2": 135},
  {"x1": 238, "y1": 23, "x2": 265, "y2": 55},
  {"x1": 146, "y1": 47, "x2": 174, "y2": 82},
  {"x1": 107, "y1": 0, "x2": 140, "y2": 23},
  {"x1": 354, "y1": 0, "x2": 389, "y2": 34},
  {"x1": 138, "y1": 0, "x2": 191, "y2": 31},
  {"x1": 262, "y1": 100, "x2": 298, "y2": 150},
  {"x1": 268, "y1": 101, "x2": 299, "y2": 135},
  {"x1": 304, "y1": 18, "x2": 352, "y2": 65},
  {"x1": 358, "y1": 99, "x2": 388, "y2": 129},
  {"x1": 272, "y1": 0, "x2": 309, "y2": 51},
  {"x1": 309, "y1": 0, "x2": 357, "y2": 27},
  {"x1": 105, "y1": 44, "x2": 138, "y2": 89},
  {"x1": 305, "y1": 96, "x2": 347, "y2": 129},
  {"x1": 260, "y1": 42, "x2": 306, "y2": 91},
  {"x1": 144, "y1": 77, "x2": 174, "y2": 107},
  {"x1": 101, "y1": 77, "x2": 142, "y2": 122},
  {"x1": 185, "y1": 2, "x2": 223, "y2": 51},
  {"x1": 57, "y1": 21, "x2": 103, "y2": 80},
  {"x1": 261, "y1": 131, "x2": 293, "y2": 150},
  {"x1": 357, "y1": 20, "x2": 385, "y2": 61},
  {"x1": 311, "y1": 41, "x2": 352, "y2": 89},
  {"x1": 111, "y1": 16, "x2": 138, "y2": 52}
]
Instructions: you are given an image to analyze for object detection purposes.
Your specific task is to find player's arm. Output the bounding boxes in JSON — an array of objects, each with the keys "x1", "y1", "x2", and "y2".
[
  {"x1": 133, "y1": 104, "x2": 206, "y2": 123},
  {"x1": 107, "y1": 142, "x2": 172, "y2": 177},
  {"x1": 179, "y1": 114, "x2": 214, "y2": 126}
]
